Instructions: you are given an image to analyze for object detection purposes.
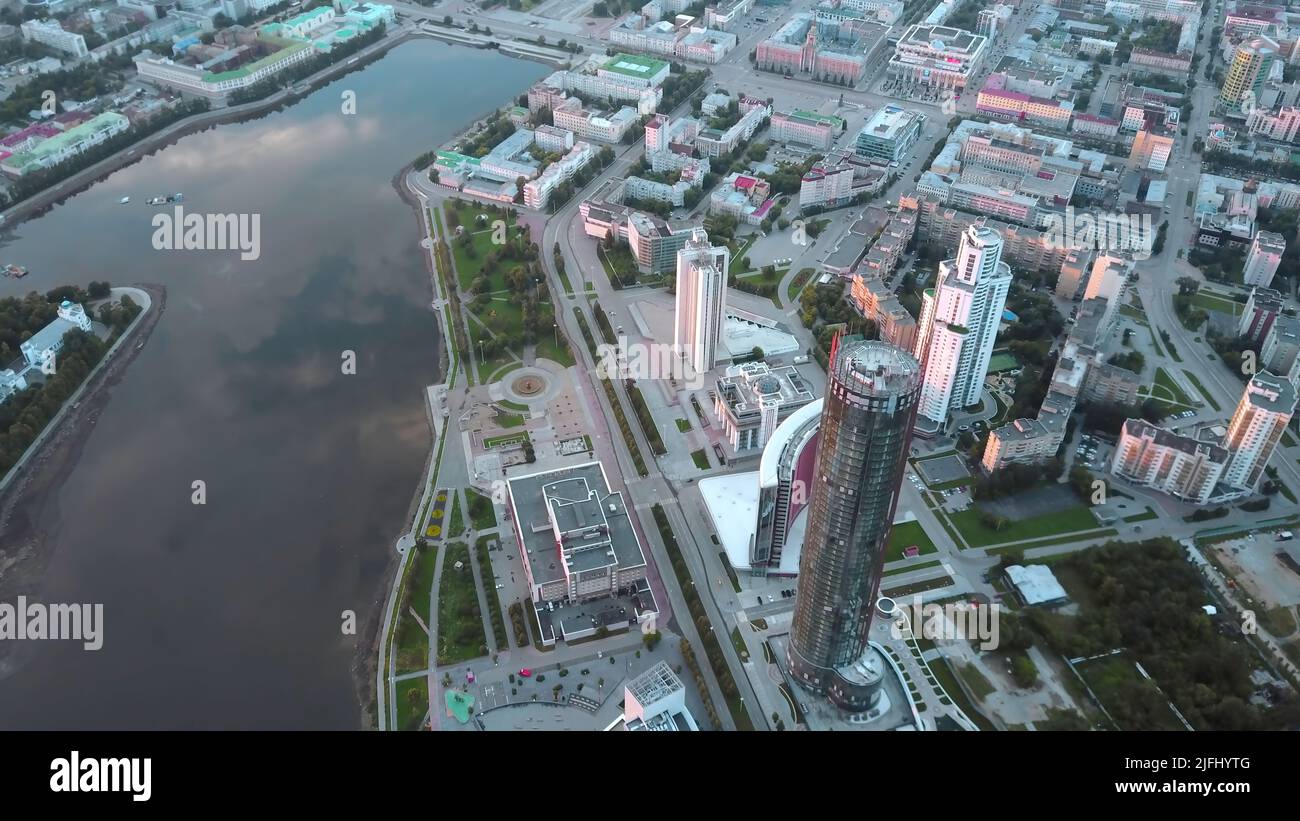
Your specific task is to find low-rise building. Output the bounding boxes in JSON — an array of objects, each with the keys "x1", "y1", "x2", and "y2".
[
  {"x1": 20, "y1": 20, "x2": 88, "y2": 59},
  {"x1": 888, "y1": 23, "x2": 988, "y2": 89},
  {"x1": 1, "y1": 112, "x2": 130, "y2": 177},
  {"x1": 854, "y1": 104, "x2": 923, "y2": 163},
  {"x1": 579, "y1": 201, "x2": 689, "y2": 274},
  {"x1": 505, "y1": 462, "x2": 650, "y2": 606},
  {"x1": 609, "y1": 661, "x2": 698, "y2": 731},
  {"x1": 19, "y1": 301, "x2": 94, "y2": 369},
  {"x1": 770, "y1": 109, "x2": 843, "y2": 151},
  {"x1": 850, "y1": 273, "x2": 917, "y2": 353},
  {"x1": 1082, "y1": 361, "x2": 1142, "y2": 406},
  {"x1": 524, "y1": 141, "x2": 597, "y2": 209},
  {"x1": 713, "y1": 361, "x2": 815, "y2": 451},
  {"x1": 1071, "y1": 113, "x2": 1120, "y2": 138},
  {"x1": 708, "y1": 171, "x2": 775, "y2": 225},
  {"x1": 976, "y1": 82, "x2": 1073, "y2": 130}
]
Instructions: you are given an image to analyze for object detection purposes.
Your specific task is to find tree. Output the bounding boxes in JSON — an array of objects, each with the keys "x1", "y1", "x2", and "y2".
[{"x1": 1010, "y1": 655, "x2": 1038, "y2": 688}]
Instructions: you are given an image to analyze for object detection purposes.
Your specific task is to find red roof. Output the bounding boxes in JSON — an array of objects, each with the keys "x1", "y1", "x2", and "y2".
[{"x1": 734, "y1": 175, "x2": 757, "y2": 190}]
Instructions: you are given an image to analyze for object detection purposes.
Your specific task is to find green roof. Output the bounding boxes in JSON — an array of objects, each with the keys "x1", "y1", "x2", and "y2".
[
  {"x1": 437, "y1": 150, "x2": 479, "y2": 166},
  {"x1": 203, "y1": 35, "x2": 309, "y2": 83},
  {"x1": 602, "y1": 52, "x2": 669, "y2": 78},
  {"x1": 790, "y1": 109, "x2": 844, "y2": 127},
  {"x1": 282, "y1": 6, "x2": 334, "y2": 27},
  {"x1": 5, "y1": 112, "x2": 129, "y2": 173}
]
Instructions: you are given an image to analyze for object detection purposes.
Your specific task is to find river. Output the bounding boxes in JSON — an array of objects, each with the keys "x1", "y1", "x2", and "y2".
[{"x1": 0, "y1": 40, "x2": 545, "y2": 729}]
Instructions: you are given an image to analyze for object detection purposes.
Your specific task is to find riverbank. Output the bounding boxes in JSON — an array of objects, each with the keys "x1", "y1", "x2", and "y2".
[
  {"x1": 0, "y1": 22, "x2": 571, "y2": 230},
  {"x1": 363, "y1": 160, "x2": 468, "y2": 730},
  {"x1": 0, "y1": 284, "x2": 163, "y2": 678},
  {"x1": 0, "y1": 26, "x2": 422, "y2": 228}
]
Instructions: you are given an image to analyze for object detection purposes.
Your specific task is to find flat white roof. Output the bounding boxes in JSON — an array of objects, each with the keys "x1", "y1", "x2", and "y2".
[
  {"x1": 722, "y1": 316, "x2": 799, "y2": 358},
  {"x1": 759, "y1": 397, "x2": 823, "y2": 488},
  {"x1": 699, "y1": 471, "x2": 808, "y2": 576},
  {"x1": 1005, "y1": 564, "x2": 1068, "y2": 605}
]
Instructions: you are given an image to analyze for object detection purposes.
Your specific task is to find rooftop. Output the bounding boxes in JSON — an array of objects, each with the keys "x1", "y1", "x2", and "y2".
[
  {"x1": 507, "y1": 462, "x2": 646, "y2": 587},
  {"x1": 601, "y1": 52, "x2": 670, "y2": 78},
  {"x1": 1005, "y1": 564, "x2": 1068, "y2": 606}
]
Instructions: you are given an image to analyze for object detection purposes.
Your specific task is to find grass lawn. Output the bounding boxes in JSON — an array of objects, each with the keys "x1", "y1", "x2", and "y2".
[
  {"x1": 786, "y1": 268, "x2": 814, "y2": 304},
  {"x1": 928, "y1": 658, "x2": 996, "y2": 730},
  {"x1": 881, "y1": 573, "x2": 954, "y2": 598},
  {"x1": 885, "y1": 520, "x2": 939, "y2": 562},
  {"x1": 883, "y1": 558, "x2": 943, "y2": 577},
  {"x1": 483, "y1": 431, "x2": 530, "y2": 449},
  {"x1": 1142, "y1": 367, "x2": 1195, "y2": 414},
  {"x1": 675, "y1": 417, "x2": 692, "y2": 432},
  {"x1": 691, "y1": 448, "x2": 710, "y2": 470},
  {"x1": 729, "y1": 626, "x2": 751, "y2": 662},
  {"x1": 408, "y1": 545, "x2": 439, "y2": 620},
  {"x1": 1154, "y1": 367, "x2": 1193, "y2": 406},
  {"x1": 466, "y1": 487, "x2": 497, "y2": 530},
  {"x1": 394, "y1": 677, "x2": 429, "y2": 731},
  {"x1": 475, "y1": 535, "x2": 509, "y2": 651},
  {"x1": 1279, "y1": 481, "x2": 1298, "y2": 504},
  {"x1": 1191, "y1": 292, "x2": 1244, "y2": 316},
  {"x1": 949, "y1": 505, "x2": 1099, "y2": 548},
  {"x1": 956, "y1": 662, "x2": 996, "y2": 701},
  {"x1": 444, "y1": 202, "x2": 518, "y2": 291},
  {"x1": 492, "y1": 408, "x2": 525, "y2": 429},
  {"x1": 534, "y1": 328, "x2": 576, "y2": 367},
  {"x1": 987, "y1": 350, "x2": 1020, "y2": 373},
  {"x1": 435, "y1": 541, "x2": 489, "y2": 666},
  {"x1": 447, "y1": 496, "x2": 465, "y2": 541},
  {"x1": 1181, "y1": 369, "x2": 1221, "y2": 411},
  {"x1": 498, "y1": 399, "x2": 530, "y2": 412},
  {"x1": 475, "y1": 349, "x2": 519, "y2": 385},
  {"x1": 984, "y1": 528, "x2": 1120, "y2": 553},
  {"x1": 1119, "y1": 303, "x2": 1148, "y2": 324},
  {"x1": 1122, "y1": 507, "x2": 1158, "y2": 523}
]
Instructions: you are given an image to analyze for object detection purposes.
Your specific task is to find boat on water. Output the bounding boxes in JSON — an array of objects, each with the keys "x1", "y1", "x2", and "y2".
[
  {"x1": 119, "y1": 196, "x2": 131, "y2": 204},
  {"x1": 3, "y1": 263, "x2": 29, "y2": 279},
  {"x1": 147, "y1": 193, "x2": 184, "y2": 205}
]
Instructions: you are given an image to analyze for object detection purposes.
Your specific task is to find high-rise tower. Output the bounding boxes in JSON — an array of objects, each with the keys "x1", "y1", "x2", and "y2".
[
  {"x1": 1223, "y1": 371, "x2": 1297, "y2": 490},
  {"x1": 674, "y1": 228, "x2": 730, "y2": 378},
  {"x1": 1220, "y1": 36, "x2": 1280, "y2": 111},
  {"x1": 913, "y1": 224, "x2": 1012, "y2": 430},
  {"x1": 786, "y1": 338, "x2": 922, "y2": 711}
]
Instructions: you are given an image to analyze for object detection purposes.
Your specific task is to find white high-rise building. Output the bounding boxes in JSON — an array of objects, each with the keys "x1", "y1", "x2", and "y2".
[
  {"x1": 1243, "y1": 231, "x2": 1286, "y2": 288},
  {"x1": 914, "y1": 224, "x2": 1012, "y2": 428},
  {"x1": 1083, "y1": 253, "x2": 1132, "y2": 334},
  {"x1": 1222, "y1": 371, "x2": 1297, "y2": 491},
  {"x1": 674, "y1": 228, "x2": 730, "y2": 377}
]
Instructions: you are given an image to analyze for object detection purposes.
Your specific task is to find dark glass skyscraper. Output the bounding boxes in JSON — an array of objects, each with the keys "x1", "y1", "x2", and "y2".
[{"x1": 786, "y1": 338, "x2": 922, "y2": 711}]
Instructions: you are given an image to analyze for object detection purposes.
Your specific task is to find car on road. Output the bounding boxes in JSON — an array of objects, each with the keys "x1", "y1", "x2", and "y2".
[{"x1": 519, "y1": 668, "x2": 532, "y2": 677}]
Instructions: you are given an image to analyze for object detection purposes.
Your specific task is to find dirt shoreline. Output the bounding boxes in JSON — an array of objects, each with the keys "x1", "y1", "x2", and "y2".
[{"x1": 0, "y1": 284, "x2": 165, "y2": 678}]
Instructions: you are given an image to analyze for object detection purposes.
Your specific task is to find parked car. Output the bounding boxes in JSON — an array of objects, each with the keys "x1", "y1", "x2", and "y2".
[{"x1": 519, "y1": 668, "x2": 532, "y2": 678}]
